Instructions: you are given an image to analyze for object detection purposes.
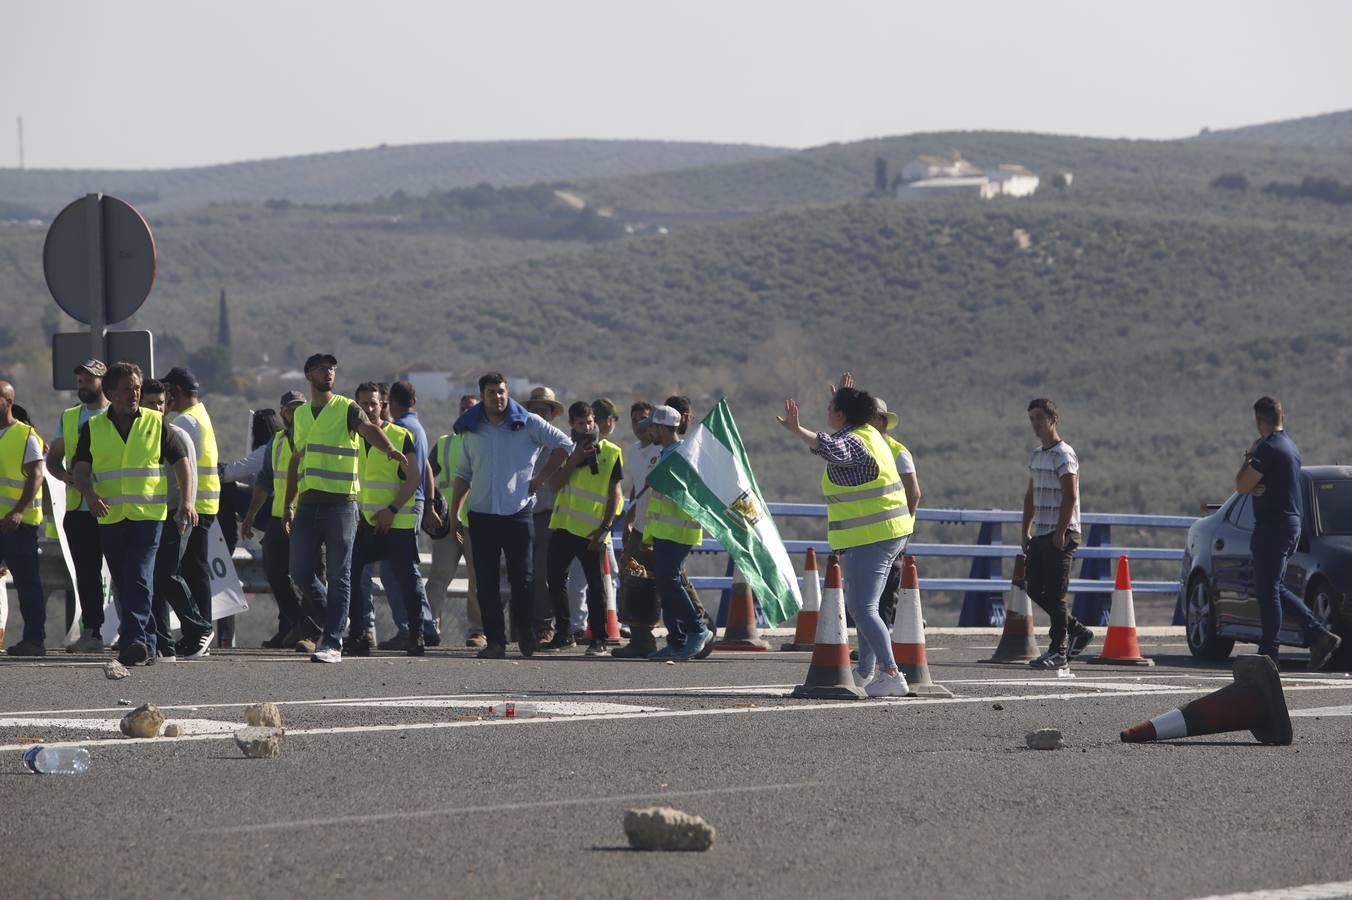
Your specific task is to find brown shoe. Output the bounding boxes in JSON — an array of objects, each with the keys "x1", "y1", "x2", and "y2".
[
  {"x1": 294, "y1": 638, "x2": 317, "y2": 654},
  {"x1": 476, "y1": 643, "x2": 506, "y2": 659},
  {"x1": 465, "y1": 633, "x2": 488, "y2": 649}
]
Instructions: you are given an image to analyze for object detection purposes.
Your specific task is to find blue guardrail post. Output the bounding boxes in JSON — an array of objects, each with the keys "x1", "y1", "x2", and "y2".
[
  {"x1": 959, "y1": 522, "x2": 1005, "y2": 626},
  {"x1": 1071, "y1": 523, "x2": 1113, "y2": 625}
]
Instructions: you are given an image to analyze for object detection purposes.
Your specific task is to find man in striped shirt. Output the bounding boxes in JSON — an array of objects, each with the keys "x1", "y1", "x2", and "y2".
[{"x1": 1021, "y1": 398, "x2": 1093, "y2": 669}]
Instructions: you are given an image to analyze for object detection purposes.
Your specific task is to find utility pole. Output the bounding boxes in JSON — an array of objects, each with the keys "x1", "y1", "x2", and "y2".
[{"x1": 17, "y1": 116, "x2": 24, "y2": 170}]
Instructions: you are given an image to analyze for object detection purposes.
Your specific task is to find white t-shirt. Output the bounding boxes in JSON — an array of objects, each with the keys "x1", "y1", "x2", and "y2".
[
  {"x1": 1028, "y1": 440, "x2": 1080, "y2": 536},
  {"x1": 624, "y1": 440, "x2": 664, "y2": 531},
  {"x1": 0, "y1": 425, "x2": 44, "y2": 466}
]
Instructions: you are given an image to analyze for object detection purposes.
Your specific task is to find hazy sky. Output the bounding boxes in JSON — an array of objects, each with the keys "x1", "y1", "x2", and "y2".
[{"x1": 4, "y1": 0, "x2": 1350, "y2": 170}]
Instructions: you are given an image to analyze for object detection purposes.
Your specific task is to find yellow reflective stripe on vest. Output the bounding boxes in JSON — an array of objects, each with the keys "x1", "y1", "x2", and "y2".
[
  {"x1": 644, "y1": 492, "x2": 702, "y2": 546},
  {"x1": 177, "y1": 403, "x2": 220, "y2": 515},
  {"x1": 549, "y1": 440, "x2": 620, "y2": 540},
  {"x1": 270, "y1": 432, "x2": 294, "y2": 518},
  {"x1": 88, "y1": 410, "x2": 168, "y2": 523},
  {"x1": 0, "y1": 423, "x2": 43, "y2": 525},
  {"x1": 821, "y1": 425, "x2": 913, "y2": 550},
  {"x1": 358, "y1": 422, "x2": 415, "y2": 528},
  {"x1": 295, "y1": 396, "x2": 361, "y2": 497}
]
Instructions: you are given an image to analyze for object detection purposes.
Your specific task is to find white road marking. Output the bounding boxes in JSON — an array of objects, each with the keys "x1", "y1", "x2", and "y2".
[
  {"x1": 321, "y1": 699, "x2": 665, "y2": 715},
  {"x1": 4, "y1": 681, "x2": 1352, "y2": 755},
  {"x1": 1290, "y1": 705, "x2": 1352, "y2": 718},
  {"x1": 1186, "y1": 879, "x2": 1352, "y2": 899},
  {"x1": 197, "y1": 781, "x2": 828, "y2": 835},
  {"x1": 0, "y1": 717, "x2": 242, "y2": 735}
]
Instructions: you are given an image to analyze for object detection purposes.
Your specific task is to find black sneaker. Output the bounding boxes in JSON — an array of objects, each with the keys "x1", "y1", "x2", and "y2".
[
  {"x1": 156, "y1": 648, "x2": 177, "y2": 663},
  {"x1": 538, "y1": 632, "x2": 576, "y2": 653},
  {"x1": 518, "y1": 633, "x2": 535, "y2": 658},
  {"x1": 261, "y1": 631, "x2": 288, "y2": 649},
  {"x1": 406, "y1": 633, "x2": 426, "y2": 657},
  {"x1": 1068, "y1": 628, "x2": 1095, "y2": 660},
  {"x1": 423, "y1": 630, "x2": 441, "y2": 648},
  {"x1": 177, "y1": 629, "x2": 213, "y2": 660},
  {"x1": 1309, "y1": 630, "x2": 1343, "y2": 671},
  {"x1": 346, "y1": 635, "x2": 373, "y2": 657},
  {"x1": 585, "y1": 641, "x2": 610, "y2": 657},
  {"x1": 118, "y1": 642, "x2": 150, "y2": 667},
  {"x1": 1028, "y1": 649, "x2": 1069, "y2": 669},
  {"x1": 476, "y1": 643, "x2": 507, "y2": 659},
  {"x1": 6, "y1": 640, "x2": 46, "y2": 657}
]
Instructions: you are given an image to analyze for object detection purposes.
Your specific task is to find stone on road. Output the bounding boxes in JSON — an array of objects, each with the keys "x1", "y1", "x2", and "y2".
[{"x1": 624, "y1": 806, "x2": 716, "y2": 851}]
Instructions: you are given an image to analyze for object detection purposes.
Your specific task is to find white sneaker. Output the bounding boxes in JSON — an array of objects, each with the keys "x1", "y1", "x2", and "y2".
[
  {"x1": 852, "y1": 667, "x2": 875, "y2": 688},
  {"x1": 865, "y1": 670, "x2": 910, "y2": 698},
  {"x1": 310, "y1": 647, "x2": 342, "y2": 664}
]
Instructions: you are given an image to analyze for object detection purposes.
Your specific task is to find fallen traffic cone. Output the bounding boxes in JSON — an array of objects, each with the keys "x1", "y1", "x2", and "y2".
[
  {"x1": 981, "y1": 554, "x2": 1041, "y2": 664},
  {"x1": 1087, "y1": 556, "x2": 1154, "y2": 667},
  {"x1": 781, "y1": 548, "x2": 820, "y2": 652},
  {"x1": 714, "y1": 565, "x2": 770, "y2": 652},
  {"x1": 890, "y1": 557, "x2": 952, "y2": 697},
  {"x1": 1120, "y1": 655, "x2": 1291, "y2": 745},
  {"x1": 791, "y1": 559, "x2": 865, "y2": 699},
  {"x1": 582, "y1": 548, "x2": 623, "y2": 643}
]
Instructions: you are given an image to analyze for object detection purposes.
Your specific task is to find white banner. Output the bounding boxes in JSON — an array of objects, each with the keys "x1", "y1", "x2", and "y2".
[{"x1": 207, "y1": 520, "x2": 248, "y2": 620}]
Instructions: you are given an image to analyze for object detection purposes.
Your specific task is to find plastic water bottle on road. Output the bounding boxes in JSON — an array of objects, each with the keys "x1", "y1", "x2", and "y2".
[
  {"x1": 485, "y1": 701, "x2": 542, "y2": 718},
  {"x1": 23, "y1": 746, "x2": 91, "y2": 775}
]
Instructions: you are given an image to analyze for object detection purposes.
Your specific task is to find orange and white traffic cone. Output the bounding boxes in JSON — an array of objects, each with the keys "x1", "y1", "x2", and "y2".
[
  {"x1": 1087, "y1": 556, "x2": 1154, "y2": 667},
  {"x1": 791, "y1": 559, "x2": 865, "y2": 699},
  {"x1": 780, "y1": 548, "x2": 820, "y2": 652},
  {"x1": 981, "y1": 554, "x2": 1041, "y2": 664},
  {"x1": 1121, "y1": 655, "x2": 1291, "y2": 745},
  {"x1": 582, "y1": 547, "x2": 623, "y2": 643},
  {"x1": 714, "y1": 565, "x2": 770, "y2": 652},
  {"x1": 889, "y1": 556, "x2": 952, "y2": 697}
]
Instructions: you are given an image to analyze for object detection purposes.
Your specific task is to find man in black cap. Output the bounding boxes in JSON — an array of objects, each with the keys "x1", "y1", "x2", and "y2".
[
  {"x1": 242, "y1": 390, "x2": 321, "y2": 649},
  {"x1": 283, "y1": 353, "x2": 407, "y2": 663},
  {"x1": 155, "y1": 366, "x2": 222, "y2": 657},
  {"x1": 46, "y1": 359, "x2": 112, "y2": 653}
]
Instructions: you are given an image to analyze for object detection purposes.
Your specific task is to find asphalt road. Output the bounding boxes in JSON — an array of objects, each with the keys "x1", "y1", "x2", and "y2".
[{"x1": 2, "y1": 633, "x2": 1350, "y2": 900}]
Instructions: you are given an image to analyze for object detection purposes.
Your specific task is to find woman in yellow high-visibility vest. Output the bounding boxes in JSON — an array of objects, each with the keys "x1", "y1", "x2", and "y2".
[{"x1": 777, "y1": 378, "x2": 912, "y2": 697}]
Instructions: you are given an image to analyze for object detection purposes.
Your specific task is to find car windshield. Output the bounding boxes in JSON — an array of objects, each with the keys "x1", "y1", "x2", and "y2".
[{"x1": 1312, "y1": 480, "x2": 1352, "y2": 535}]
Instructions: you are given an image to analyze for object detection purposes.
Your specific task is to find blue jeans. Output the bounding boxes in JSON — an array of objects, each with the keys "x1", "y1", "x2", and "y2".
[
  {"x1": 290, "y1": 499, "x2": 358, "y2": 652},
  {"x1": 351, "y1": 524, "x2": 426, "y2": 641},
  {"x1": 839, "y1": 535, "x2": 907, "y2": 675},
  {"x1": 468, "y1": 509, "x2": 534, "y2": 647},
  {"x1": 377, "y1": 501, "x2": 436, "y2": 637},
  {"x1": 652, "y1": 538, "x2": 700, "y2": 647},
  {"x1": 0, "y1": 524, "x2": 46, "y2": 644},
  {"x1": 1251, "y1": 521, "x2": 1323, "y2": 659},
  {"x1": 98, "y1": 520, "x2": 163, "y2": 653}
]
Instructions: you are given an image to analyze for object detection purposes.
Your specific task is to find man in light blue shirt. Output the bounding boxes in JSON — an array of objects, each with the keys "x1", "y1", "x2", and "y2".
[{"x1": 451, "y1": 373, "x2": 571, "y2": 658}]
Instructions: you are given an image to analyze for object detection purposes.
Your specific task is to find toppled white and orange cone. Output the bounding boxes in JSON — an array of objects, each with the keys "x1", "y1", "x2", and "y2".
[
  {"x1": 1088, "y1": 556, "x2": 1154, "y2": 667},
  {"x1": 781, "y1": 548, "x2": 820, "y2": 652},
  {"x1": 889, "y1": 556, "x2": 952, "y2": 698},
  {"x1": 981, "y1": 554, "x2": 1041, "y2": 664},
  {"x1": 1121, "y1": 655, "x2": 1290, "y2": 745},
  {"x1": 791, "y1": 559, "x2": 865, "y2": 700}
]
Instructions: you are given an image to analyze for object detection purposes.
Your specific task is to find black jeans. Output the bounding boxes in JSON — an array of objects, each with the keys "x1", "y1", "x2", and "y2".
[
  {"x1": 1026, "y1": 531, "x2": 1082, "y2": 652},
  {"x1": 63, "y1": 510, "x2": 106, "y2": 637},
  {"x1": 1251, "y1": 519, "x2": 1323, "y2": 660},
  {"x1": 547, "y1": 529, "x2": 606, "y2": 640},
  {"x1": 468, "y1": 509, "x2": 534, "y2": 648},
  {"x1": 349, "y1": 523, "x2": 425, "y2": 641},
  {"x1": 152, "y1": 519, "x2": 212, "y2": 650},
  {"x1": 263, "y1": 517, "x2": 313, "y2": 637}
]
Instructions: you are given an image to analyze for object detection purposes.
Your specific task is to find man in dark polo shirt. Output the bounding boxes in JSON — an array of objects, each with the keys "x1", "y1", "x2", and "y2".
[{"x1": 1235, "y1": 396, "x2": 1341, "y2": 669}]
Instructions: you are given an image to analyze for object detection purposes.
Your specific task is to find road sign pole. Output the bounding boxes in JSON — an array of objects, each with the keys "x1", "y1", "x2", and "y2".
[{"x1": 84, "y1": 193, "x2": 106, "y2": 362}]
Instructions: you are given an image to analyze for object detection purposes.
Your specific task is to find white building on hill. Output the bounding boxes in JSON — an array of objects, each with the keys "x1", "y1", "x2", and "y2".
[
  {"x1": 987, "y1": 164, "x2": 1040, "y2": 197},
  {"x1": 900, "y1": 151, "x2": 980, "y2": 182}
]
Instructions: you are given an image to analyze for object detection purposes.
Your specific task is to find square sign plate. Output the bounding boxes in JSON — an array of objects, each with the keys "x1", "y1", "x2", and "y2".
[{"x1": 52, "y1": 331, "x2": 154, "y2": 391}]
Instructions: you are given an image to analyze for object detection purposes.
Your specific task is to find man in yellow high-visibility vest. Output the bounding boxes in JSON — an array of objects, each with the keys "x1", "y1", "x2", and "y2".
[
  {"x1": 345, "y1": 382, "x2": 421, "y2": 656},
  {"x1": 70, "y1": 362, "x2": 198, "y2": 667},
  {"x1": 282, "y1": 353, "x2": 407, "y2": 664},
  {"x1": 427, "y1": 393, "x2": 483, "y2": 647},
  {"x1": 158, "y1": 366, "x2": 223, "y2": 657},
  {"x1": 541, "y1": 401, "x2": 624, "y2": 655},
  {"x1": 0, "y1": 380, "x2": 50, "y2": 657},
  {"x1": 45, "y1": 358, "x2": 110, "y2": 653}
]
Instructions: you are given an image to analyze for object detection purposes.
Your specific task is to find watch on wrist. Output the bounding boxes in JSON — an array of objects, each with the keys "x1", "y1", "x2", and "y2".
[{"x1": 387, "y1": 504, "x2": 399, "y2": 515}]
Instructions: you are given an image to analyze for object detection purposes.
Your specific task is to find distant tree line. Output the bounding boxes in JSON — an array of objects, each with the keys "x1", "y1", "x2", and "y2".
[{"x1": 1211, "y1": 172, "x2": 1352, "y2": 205}]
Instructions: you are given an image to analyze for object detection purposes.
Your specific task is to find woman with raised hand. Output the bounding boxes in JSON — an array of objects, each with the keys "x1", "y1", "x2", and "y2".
[{"x1": 777, "y1": 375, "x2": 911, "y2": 697}]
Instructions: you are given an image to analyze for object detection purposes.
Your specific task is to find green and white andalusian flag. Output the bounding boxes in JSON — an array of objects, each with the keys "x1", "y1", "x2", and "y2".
[{"x1": 645, "y1": 399, "x2": 802, "y2": 625}]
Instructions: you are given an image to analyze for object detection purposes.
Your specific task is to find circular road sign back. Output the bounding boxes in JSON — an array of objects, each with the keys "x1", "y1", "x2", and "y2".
[{"x1": 43, "y1": 194, "x2": 158, "y2": 326}]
